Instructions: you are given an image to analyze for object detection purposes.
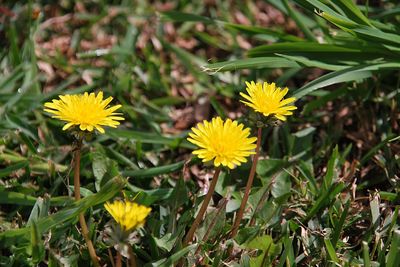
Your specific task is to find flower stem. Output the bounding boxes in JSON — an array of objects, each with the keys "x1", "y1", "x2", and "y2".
[
  {"x1": 128, "y1": 246, "x2": 138, "y2": 267},
  {"x1": 73, "y1": 139, "x2": 100, "y2": 267},
  {"x1": 194, "y1": 197, "x2": 228, "y2": 256},
  {"x1": 230, "y1": 127, "x2": 262, "y2": 239},
  {"x1": 108, "y1": 248, "x2": 116, "y2": 267},
  {"x1": 183, "y1": 167, "x2": 222, "y2": 246},
  {"x1": 115, "y1": 251, "x2": 122, "y2": 267}
]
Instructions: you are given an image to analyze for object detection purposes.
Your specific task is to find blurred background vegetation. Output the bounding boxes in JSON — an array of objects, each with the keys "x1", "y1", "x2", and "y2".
[{"x1": 0, "y1": 0, "x2": 399, "y2": 266}]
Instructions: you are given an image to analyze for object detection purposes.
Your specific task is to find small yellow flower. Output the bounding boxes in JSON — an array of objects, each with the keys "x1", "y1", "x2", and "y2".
[
  {"x1": 104, "y1": 200, "x2": 151, "y2": 231},
  {"x1": 240, "y1": 81, "x2": 297, "y2": 121},
  {"x1": 187, "y1": 117, "x2": 257, "y2": 169},
  {"x1": 44, "y1": 91, "x2": 124, "y2": 133}
]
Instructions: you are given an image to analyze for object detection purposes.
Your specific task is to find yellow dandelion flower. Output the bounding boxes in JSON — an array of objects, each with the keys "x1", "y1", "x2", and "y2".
[
  {"x1": 104, "y1": 200, "x2": 151, "y2": 231},
  {"x1": 240, "y1": 81, "x2": 297, "y2": 121},
  {"x1": 187, "y1": 117, "x2": 257, "y2": 169},
  {"x1": 44, "y1": 91, "x2": 124, "y2": 134}
]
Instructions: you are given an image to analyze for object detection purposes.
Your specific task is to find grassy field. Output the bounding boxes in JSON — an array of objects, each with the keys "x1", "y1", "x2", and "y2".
[{"x1": 0, "y1": 0, "x2": 399, "y2": 266}]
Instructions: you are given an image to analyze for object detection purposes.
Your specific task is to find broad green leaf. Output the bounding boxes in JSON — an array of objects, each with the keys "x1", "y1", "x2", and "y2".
[
  {"x1": 153, "y1": 233, "x2": 175, "y2": 252},
  {"x1": 127, "y1": 184, "x2": 173, "y2": 206},
  {"x1": 167, "y1": 177, "x2": 188, "y2": 234},
  {"x1": 92, "y1": 149, "x2": 120, "y2": 191},
  {"x1": 0, "y1": 176, "x2": 126, "y2": 247},
  {"x1": 147, "y1": 244, "x2": 196, "y2": 267},
  {"x1": 257, "y1": 158, "x2": 287, "y2": 179},
  {"x1": 257, "y1": 199, "x2": 281, "y2": 226},
  {"x1": 270, "y1": 171, "x2": 291, "y2": 199},
  {"x1": 27, "y1": 196, "x2": 50, "y2": 226},
  {"x1": 92, "y1": 151, "x2": 109, "y2": 191},
  {"x1": 197, "y1": 206, "x2": 226, "y2": 242},
  {"x1": 244, "y1": 234, "x2": 274, "y2": 251},
  {"x1": 68, "y1": 185, "x2": 94, "y2": 198},
  {"x1": 235, "y1": 226, "x2": 260, "y2": 245},
  {"x1": 246, "y1": 235, "x2": 278, "y2": 267},
  {"x1": 169, "y1": 178, "x2": 188, "y2": 210}
]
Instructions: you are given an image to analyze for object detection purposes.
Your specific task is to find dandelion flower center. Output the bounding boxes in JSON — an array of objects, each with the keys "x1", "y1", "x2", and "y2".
[
  {"x1": 240, "y1": 81, "x2": 297, "y2": 121},
  {"x1": 44, "y1": 91, "x2": 124, "y2": 133},
  {"x1": 104, "y1": 200, "x2": 151, "y2": 231},
  {"x1": 187, "y1": 117, "x2": 257, "y2": 169}
]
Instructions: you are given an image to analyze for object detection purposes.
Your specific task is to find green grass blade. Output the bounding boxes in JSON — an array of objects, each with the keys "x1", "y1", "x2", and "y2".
[
  {"x1": 277, "y1": 235, "x2": 295, "y2": 267},
  {"x1": 0, "y1": 190, "x2": 72, "y2": 207},
  {"x1": 0, "y1": 190, "x2": 37, "y2": 205},
  {"x1": 224, "y1": 23, "x2": 303, "y2": 42},
  {"x1": 277, "y1": 54, "x2": 346, "y2": 71},
  {"x1": 161, "y1": 11, "x2": 302, "y2": 42},
  {"x1": 160, "y1": 11, "x2": 214, "y2": 23},
  {"x1": 303, "y1": 182, "x2": 346, "y2": 222},
  {"x1": 0, "y1": 160, "x2": 29, "y2": 178},
  {"x1": 107, "y1": 128, "x2": 195, "y2": 149},
  {"x1": 360, "y1": 134, "x2": 397, "y2": 165},
  {"x1": 292, "y1": 63, "x2": 400, "y2": 98},
  {"x1": 122, "y1": 160, "x2": 188, "y2": 179},
  {"x1": 362, "y1": 241, "x2": 372, "y2": 267},
  {"x1": 29, "y1": 221, "x2": 45, "y2": 264},
  {"x1": 300, "y1": 0, "x2": 358, "y2": 27},
  {"x1": 203, "y1": 57, "x2": 300, "y2": 72},
  {"x1": 323, "y1": 146, "x2": 339, "y2": 191},
  {"x1": 282, "y1": 0, "x2": 316, "y2": 41},
  {"x1": 324, "y1": 238, "x2": 340, "y2": 263},
  {"x1": 353, "y1": 26, "x2": 400, "y2": 45},
  {"x1": 331, "y1": 199, "x2": 350, "y2": 248},
  {"x1": 248, "y1": 42, "x2": 390, "y2": 57},
  {"x1": 334, "y1": 0, "x2": 373, "y2": 26},
  {"x1": 19, "y1": 132, "x2": 37, "y2": 154},
  {"x1": 386, "y1": 230, "x2": 400, "y2": 267},
  {"x1": 370, "y1": 193, "x2": 381, "y2": 232}
]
